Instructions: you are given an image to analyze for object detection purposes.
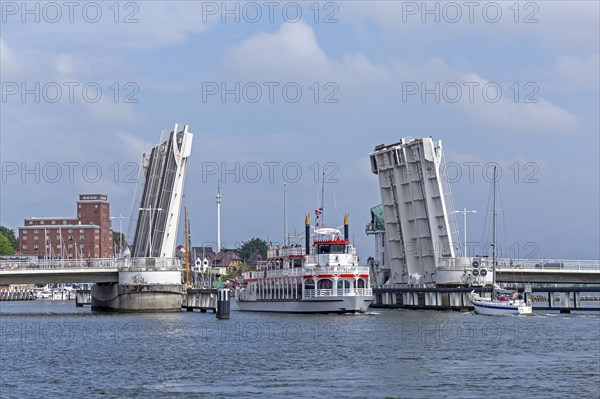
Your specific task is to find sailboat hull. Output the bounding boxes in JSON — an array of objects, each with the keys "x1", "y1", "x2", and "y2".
[{"x1": 470, "y1": 291, "x2": 532, "y2": 315}]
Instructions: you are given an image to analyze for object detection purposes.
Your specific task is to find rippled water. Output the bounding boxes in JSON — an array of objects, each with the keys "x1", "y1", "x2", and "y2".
[{"x1": 1, "y1": 301, "x2": 598, "y2": 398}]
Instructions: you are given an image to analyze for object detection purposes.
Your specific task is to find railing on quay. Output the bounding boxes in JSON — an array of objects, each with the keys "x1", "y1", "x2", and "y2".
[{"x1": 0, "y1": 257, "x2": 181, "y2": 272}]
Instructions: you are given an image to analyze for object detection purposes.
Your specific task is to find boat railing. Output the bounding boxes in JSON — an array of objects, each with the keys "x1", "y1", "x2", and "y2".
[
  {"x1": 305, "y1": 254, "x2": 358, "y2": 265},
  {"x1": 243, "y1": 266, "x2": 370, "y2": 279},
  {"x1": 267, "y1": 246, "x2": 305, "y2": 258},
  {"x1": 303, "y1": 288, "x2": 373, "y2": 298}
]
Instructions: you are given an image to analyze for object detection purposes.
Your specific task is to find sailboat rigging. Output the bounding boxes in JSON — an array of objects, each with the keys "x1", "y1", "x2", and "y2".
[{"x1": 469, "y1": 166, "x2": 532, "y2": 315}]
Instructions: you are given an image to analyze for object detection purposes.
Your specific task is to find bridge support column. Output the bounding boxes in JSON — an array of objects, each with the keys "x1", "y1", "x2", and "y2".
[
  {"x1": 548, "y1": 292, "x2": 555, "y2": 308},
  {"x1": 561, "y1": 292, "x2": 571, "y2": 308},
  {"x1": 92, "y1": 270, "x2": 182, "y2": 312}
]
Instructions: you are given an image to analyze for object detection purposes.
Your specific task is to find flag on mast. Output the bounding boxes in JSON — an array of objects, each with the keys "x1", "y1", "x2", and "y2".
[{"x1": 315, "y1": 207, "x2": 324, "y2": 216}]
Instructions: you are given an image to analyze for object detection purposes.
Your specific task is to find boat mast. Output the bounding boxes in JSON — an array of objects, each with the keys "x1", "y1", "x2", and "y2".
[
  {"x1": 283, "y1": 183, "x2": 288, "y2": 245},
  {"x1": 321, "y1": 171, "x2": 325, "y2": 228},
  {"x1": 492, "y1": 166, "x2": 497, "y2": 287},
  {"x1": 184, "y1": 203, "x2": 190, "y2": 287}
]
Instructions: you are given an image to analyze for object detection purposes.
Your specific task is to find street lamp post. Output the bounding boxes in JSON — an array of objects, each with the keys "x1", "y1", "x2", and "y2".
[
  {"x1": 139, "y1": 207, "x2": 163, "y2": 257},
  {"x1": 110, "y1": 214, "x2": 130, "y2": 258},
  {"x1": 454, "y1": 208, "x2": 477, "y2": 258}
]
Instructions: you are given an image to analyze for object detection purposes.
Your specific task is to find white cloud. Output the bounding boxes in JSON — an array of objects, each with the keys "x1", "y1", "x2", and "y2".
[
  {"x1": 224, "y1": 21, "x2": 329, "y2": 80},
  {"x1": 0, "y1": 38, "x2": 17, "y2": 75},
  {"x1": 224, "y1": 22, "x2": 580, "y2": 136},
  {"x1": 115, "y1": 131, "x2": 159, "y2": 160},
  {"x1": 457, "y1": 73, "x2": 579, "y2": 135},
  {"x1": 556, "y1": 54, "x2": 600, "y2": 86},
  {"x1": 53, "y1": 54, "x2": 77, "y2": 77}
]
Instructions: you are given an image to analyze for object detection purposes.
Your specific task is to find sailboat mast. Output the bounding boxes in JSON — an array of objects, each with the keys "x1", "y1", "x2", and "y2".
[
  {"x1": 492, "y1": 166, "x2": 497, "y2": 287},
  {"x1": 321, "y1": 171, "x2": 325, "y2": 227},
  {"x1": 283, "y1": 183, "x2": 288, "y2": 245},
  {"x1": 184, "y1": 204, "x2": 189, "y2": 287}
]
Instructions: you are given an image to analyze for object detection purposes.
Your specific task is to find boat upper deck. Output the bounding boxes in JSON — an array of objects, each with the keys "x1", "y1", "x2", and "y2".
[{"x1": 243, "y1": 265, "x2": 370, "y2": 280}]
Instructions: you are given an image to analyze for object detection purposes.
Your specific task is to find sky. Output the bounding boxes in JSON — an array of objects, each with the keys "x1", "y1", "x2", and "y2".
[{"x1": 1, "y1": 1, "x2": 598, "y2": 260}]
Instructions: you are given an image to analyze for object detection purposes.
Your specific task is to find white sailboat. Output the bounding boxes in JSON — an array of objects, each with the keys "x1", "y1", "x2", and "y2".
[{"x1": 469, "y1": 167, "x2": 532, "y2": 315}]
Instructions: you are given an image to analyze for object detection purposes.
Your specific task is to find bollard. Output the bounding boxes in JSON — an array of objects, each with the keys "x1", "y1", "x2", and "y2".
[
  {"x1": 216, "y1": 288, "x2": 230, "y2": 319},
  {"x1": 524, "y1": 284, "x2": 532, "y2": 306}
]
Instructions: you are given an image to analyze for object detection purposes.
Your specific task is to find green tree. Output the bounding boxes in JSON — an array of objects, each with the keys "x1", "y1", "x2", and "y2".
[
  {"x1": 239, "y1": 237, "x2": 267, "y2": 262},
  {"x1": 0, "y1": 226, "x2": 18, "y2": 250},
  {"x1": 113, "y1": 231, "x2": 127, "y2": 250},
  {"x1": 0, "y1": 233, "x2": 15, "y2": 255}
]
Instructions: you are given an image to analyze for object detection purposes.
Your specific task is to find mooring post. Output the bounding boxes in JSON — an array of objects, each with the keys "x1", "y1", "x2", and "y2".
[
  {"x1": 525, "y1": 284, "x2": 532, "y2": 306},
  {"x1": 216, "y1": 288, "x2": 230, "y2": 319}
]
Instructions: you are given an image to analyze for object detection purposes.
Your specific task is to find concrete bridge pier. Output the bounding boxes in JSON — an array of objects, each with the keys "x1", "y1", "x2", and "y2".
[
  {"x1": 76, "y1": 289, "x2": 91, "y2": 307},
  {"x1": 183, "y1": 288, "x2": 217, "y2": 312},
  {"x1": 92, "y1": 266, "x2": 182, "y2": 312}
]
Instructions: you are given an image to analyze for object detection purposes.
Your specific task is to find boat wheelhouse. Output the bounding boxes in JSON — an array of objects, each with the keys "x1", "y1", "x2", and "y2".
[{"x1": 237, "y1": 215, "x2": 373, "y2": 314}]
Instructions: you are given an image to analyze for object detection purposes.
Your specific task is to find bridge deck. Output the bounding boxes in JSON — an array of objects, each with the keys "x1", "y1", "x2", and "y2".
[
  {"x1": 0, "y1": 268, "x2": 119, "y2": 285},
  {"x1": 496, "y1": 268, "x2": 600, "y2": 284},
  {"x1": 0, "y1": 257, "x2": 179, "y2": 285}
]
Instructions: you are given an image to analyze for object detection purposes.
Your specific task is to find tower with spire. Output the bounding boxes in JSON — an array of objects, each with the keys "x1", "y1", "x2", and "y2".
[{"x1": 216, "y1": 181, "x2": 222, "y2": 253}]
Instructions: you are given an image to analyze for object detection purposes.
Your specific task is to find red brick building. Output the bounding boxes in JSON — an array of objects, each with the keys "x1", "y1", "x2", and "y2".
[{"x1": 18, "y1": 194, "x2": 113, "y2": 259}]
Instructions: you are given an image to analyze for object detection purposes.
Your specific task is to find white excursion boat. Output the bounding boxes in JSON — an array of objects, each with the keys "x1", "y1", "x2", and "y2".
[
  {"x1": 237, "y1": 215, "x2": 373, "y2": 314},
  {"x1": 469, "y1": 166, "x2": 532, "y2": 316}
]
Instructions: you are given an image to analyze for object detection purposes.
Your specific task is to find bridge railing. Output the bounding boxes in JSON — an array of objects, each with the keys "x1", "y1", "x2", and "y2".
[
  {"x1": 0, "y1": 257, "x2": 182, "y2": 271},
  {"x1": 496, "y1": 259, "x2": 600, "y2": 270},
  {"x1": 437, "y1": 257, "x2": 600, "y2": 271}
]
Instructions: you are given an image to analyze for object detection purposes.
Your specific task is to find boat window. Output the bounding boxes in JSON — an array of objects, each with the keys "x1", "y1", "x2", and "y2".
[
  {"x1": 337, "y1": 280, "x2": 350, "y2": 289},
  {"x1": 317, "y1": 244, "x2": 346, "y2": 254},
  {"x1": 330, "y1": 244, "x2": 345, "y2": 254},
  {"x1": 304, "y1": 279, "x2": 315, "y2": 289},
  {"x1": 317, "y1": 279, "x2": 332, "y2": 289},
  {"x1": 317, "y1": 245, "x2": 330, "y2": 254},
  {"x1": 357, "y1": 279, "x2": 365, "y2": 288}
]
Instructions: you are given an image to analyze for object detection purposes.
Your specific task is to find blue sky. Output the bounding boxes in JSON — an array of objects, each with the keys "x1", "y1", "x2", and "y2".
[{"x1": 1, "y1": 1, "x2": 598, "y2": 260}]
